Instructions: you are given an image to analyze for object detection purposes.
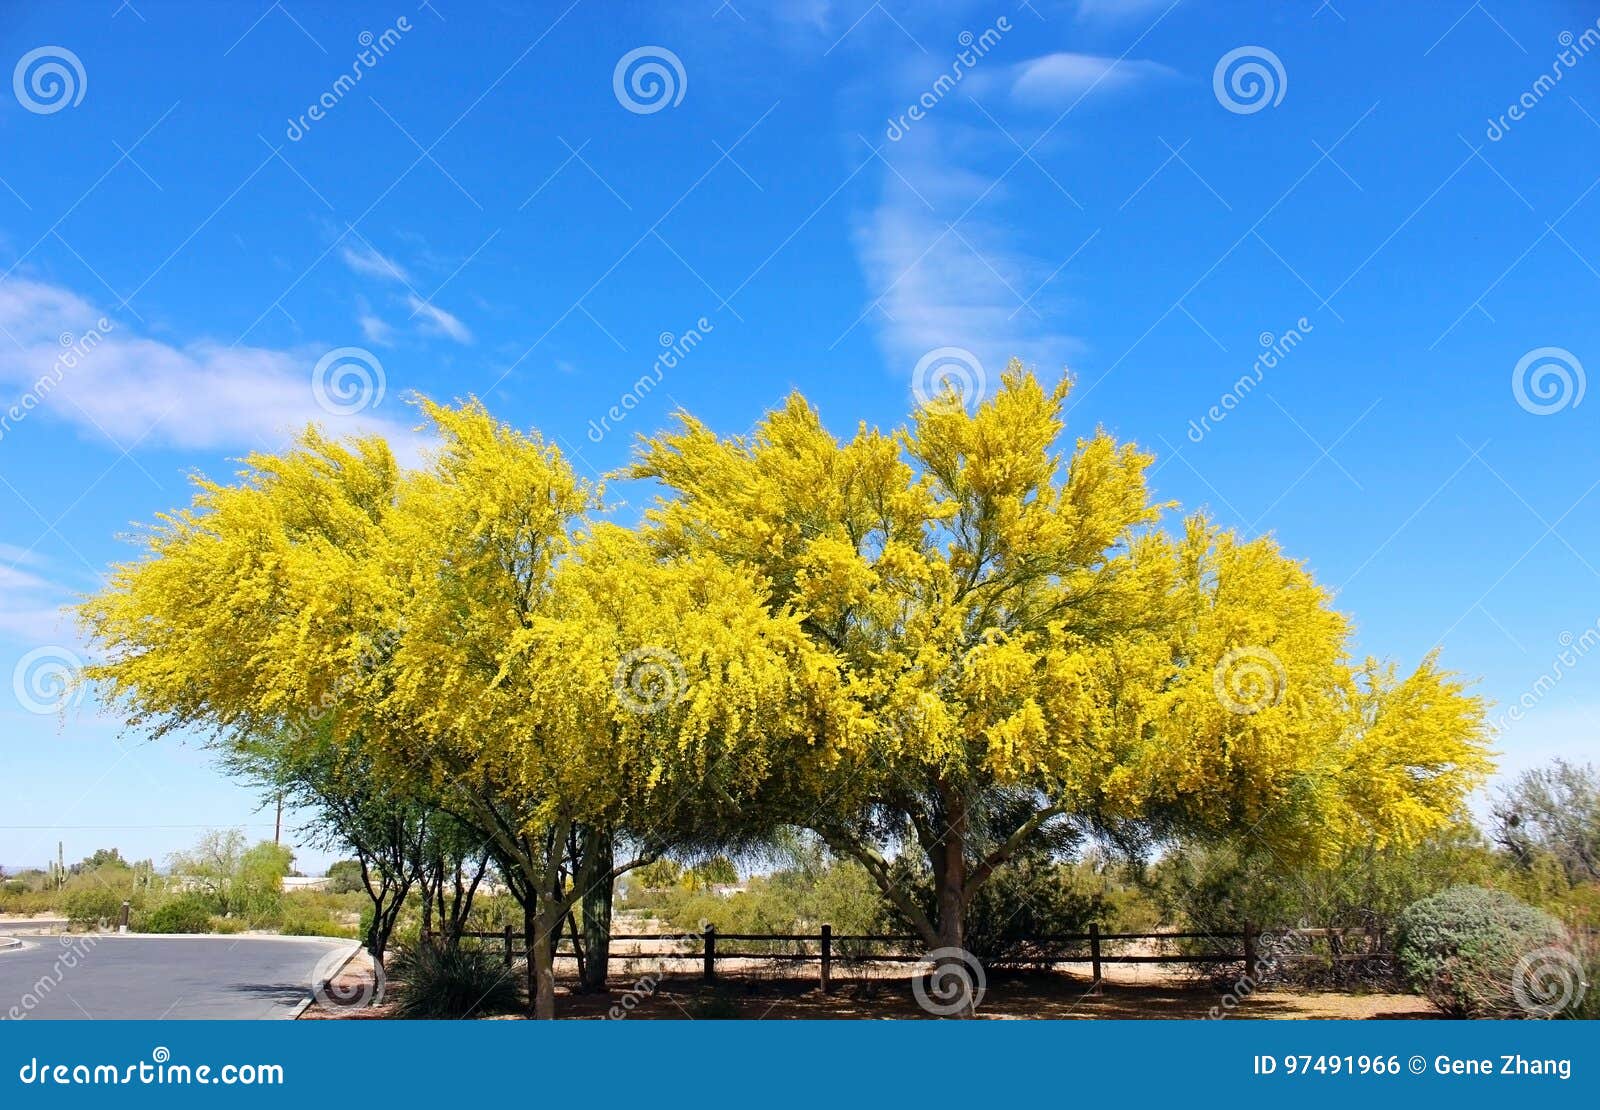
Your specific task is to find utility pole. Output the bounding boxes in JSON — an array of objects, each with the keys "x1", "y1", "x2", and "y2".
[{"x1": 274, "y1": 794, "x2": 283, "y2": 845}]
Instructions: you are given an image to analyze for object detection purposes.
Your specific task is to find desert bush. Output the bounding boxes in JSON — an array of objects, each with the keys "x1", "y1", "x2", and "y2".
[
  {"x1": 0, "y1": 887, "x2": 60, "y2": 916},
  {"x1": 61, "y1": 886, "x2": 128, "y2": 928},
  {"x1": 391, "y1": 943, "x2": 520, "y2": 1019},
  {"x1": 279, "y1": 908, "x2": 358, "y2": 939},
  {"x1": 208, "y1": 916, "x2": 248, "y2": 935},
  {"x1": 140, "y1": 895, "x2": 214, "y2": 934},
  {"x1": 325, "y1": 859, "x2": 365, "y2": 895},
  {"x1": 962, "y1": 854, "x2": 1104, "y2": 964},
  {"x1": 1395, "y1": 885, "x2": 1570, "y2": 1018}
]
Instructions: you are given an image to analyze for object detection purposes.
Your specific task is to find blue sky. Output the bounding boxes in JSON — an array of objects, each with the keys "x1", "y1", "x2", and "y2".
[{"x1": 1, "y1": 0, "x2": 1597, "y2": 873}]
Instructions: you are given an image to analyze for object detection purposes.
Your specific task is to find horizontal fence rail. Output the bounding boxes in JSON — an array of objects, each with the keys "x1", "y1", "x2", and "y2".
[{"x1": 422, "y1": 922, "x2": 1384, "y2": 994}]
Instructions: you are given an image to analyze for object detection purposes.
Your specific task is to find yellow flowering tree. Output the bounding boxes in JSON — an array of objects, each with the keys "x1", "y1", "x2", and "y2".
[
  {"x1": 630, "y1": 364, "x2": 1493, "y2": 951},
  {"x1": 81, "y1": 399, "x2": 845, "y2": 1017}
]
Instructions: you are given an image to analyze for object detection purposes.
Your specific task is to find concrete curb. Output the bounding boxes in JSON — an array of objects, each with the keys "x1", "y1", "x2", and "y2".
[
  {"x1": 292, "y1": 941, "x2": 364, "y2": 1020},
  {"x1": 0, "y1": 936, "x2": 21, "y2": 951}
]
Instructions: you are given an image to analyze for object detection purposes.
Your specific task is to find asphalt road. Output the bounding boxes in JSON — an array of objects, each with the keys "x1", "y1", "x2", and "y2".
[{"x1": 0, "y1": 935, "x2": 354, "y2": 1020}]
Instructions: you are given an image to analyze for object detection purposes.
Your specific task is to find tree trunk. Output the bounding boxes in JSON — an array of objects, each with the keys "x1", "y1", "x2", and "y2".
[
  {"x1": 579, "y1": 825, "x2": 614, "y2": 992},
  {"x1": 523, "y1": 898, "x2": 538, "y2": 1017},
  {"x1": 933, "y1": 782, "x2": 968, "y2": 952},
  {"x1": 531, "y1": 908, "x2": 560, "y2": 1020},
  {"x1": 930, "y1": 783, "x2": 975, "y2": 1018}
]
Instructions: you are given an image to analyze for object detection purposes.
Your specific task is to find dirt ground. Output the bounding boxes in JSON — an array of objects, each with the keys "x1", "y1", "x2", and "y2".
[{"x1": 303, "y1": 953, "x2": 1435, "y2": 1021}]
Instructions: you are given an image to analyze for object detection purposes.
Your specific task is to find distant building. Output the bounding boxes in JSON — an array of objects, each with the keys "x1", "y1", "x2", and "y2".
[{"x1": 281, "y1": 876, "x2": 331, "y2": 892}]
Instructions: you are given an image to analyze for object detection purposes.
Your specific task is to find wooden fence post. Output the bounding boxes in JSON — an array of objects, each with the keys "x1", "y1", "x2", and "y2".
[
  {"x1": 503, "y1": 923, "x2": 514, "y2": 968},
  {"x1": 1088, "y1": 922, "x2": 1103, "y2": 995},
  {"x1": 820, "y1": 924, "x2": 832, "y2": 994},
  {"x1": 703, "y1": 924, "x2": 716, "y2": 983},
  {"x1": 1243, "y1": 922, "x2": 1258, "y2": 982}
]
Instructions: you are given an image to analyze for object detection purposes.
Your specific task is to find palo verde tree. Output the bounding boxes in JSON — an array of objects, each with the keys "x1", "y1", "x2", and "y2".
[
  {"x1": 629, "y1": 364, "x2": 1494, "y2": 953},
  {"x1": 82, "y1": 398, "x2": 846, "y2": 1018},
  {"x1": 367, "y1": 452, "x2": 847, "y2": 1016}
]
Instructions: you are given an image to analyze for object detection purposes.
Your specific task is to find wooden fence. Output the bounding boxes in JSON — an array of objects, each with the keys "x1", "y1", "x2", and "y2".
[{"x1": 424, "y1": 923, "x2": 1383, "y2": 994}]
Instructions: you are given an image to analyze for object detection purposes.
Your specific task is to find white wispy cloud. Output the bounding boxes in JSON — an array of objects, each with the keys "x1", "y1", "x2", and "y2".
[
  {"x1": 340, "y1": 241, "x2": 411, "y2": 284},
  {"x1": 0, "y1": 542, "x2": 47, "y2": 569},
  {"x1": 407, "y1": 294, "x2": 473, "y2": 344},
  {"x1": 850, "y1": 42, "x2": 1173, "y2": 395},
  {"x1": 852, "y1": 116, "x2": 1082, "y2": 394},
  {"x1": 0, "y1": 278, "x2": 423, "y2": 457},
  {"x1": 1008, "y1": 52, "x2": 1176, "y2": 107},
  {"x1": 359, "y1": 314, "x2": 395, "y2": 346},
  {"x1": 0, "y1": 552, "x2": 73, "y2": 644}
]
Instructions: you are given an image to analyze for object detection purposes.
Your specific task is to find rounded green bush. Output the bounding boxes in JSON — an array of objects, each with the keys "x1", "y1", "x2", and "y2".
[
  {"x1": 140, "y1": 895, "x2": 215, "y2": 934},
  {"x1": 1395, "y1": 885, "x2": 1570, "y2": 1018},
  {"x1": 61, "y1": 886, "x2": 126, "y2": 928}
]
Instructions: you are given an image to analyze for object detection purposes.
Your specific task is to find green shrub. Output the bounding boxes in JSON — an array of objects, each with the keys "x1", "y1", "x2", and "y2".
[
  {"x1": 1395, "y1": 885, "x2": 1570, "y2": 1018},
  {"x1": 963, "y1": 854, "x2": 1103, "y2": 964},
  {"x1": 141, "y1": 895, "x2": 214, "y2": 934},
  {"x1": 325, "y1": 860, "x2": 365, "y2": 895},
  {"x1": 0, "y1": 887, "x2": 61, "y2": 916},
  {"x1": 279, "y1": 910, "x2": 357, "y2": 939},
  {"x1": 61, "y1": 886, "x2": 126, "y2": 928},
  {"x1": 208, "y1": 916, "x2": 248, "y2": 935},
  {"x1": 391, "y1": 943, "x2": 520, "y2": 1019}
]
